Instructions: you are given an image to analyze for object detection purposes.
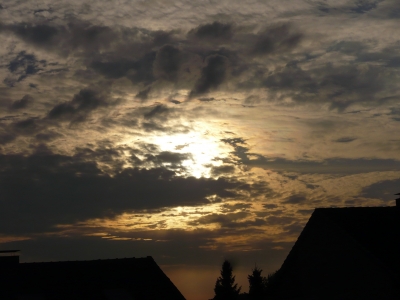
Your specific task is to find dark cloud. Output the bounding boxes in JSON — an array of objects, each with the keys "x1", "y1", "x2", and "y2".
[
  {"x1": 8, "y1": 23, "x2": 59, "y2": 46},
  {"x1": 141, "y1": 121, "x2": 170, "y2": 132},
  {"x1": 261, "y1": 61, "x2": 389, "y2": 111},
  {"x1": 189, "y1": 55, "x2": 228, "y2": 98},
  {"x1": 262, "y1": 157, "x2": 400, "y2": 174},
  {"x1": 47, "y1": 88, "x2": 113, "y2": 123},
  {"x1": 328, "y1": 41, "x2": 367, "y2": 55},
  {"x1": 47, "y1": 102, "x2": 75, "y2": 120},
  {"x1": 252, "y1": 24, "x2": 302, "y2": 55},
  {"x1": 0, "y1": 117, "x2": 47, "y2": 143},
  {"x1": 153, "y1": 45, "x2": 181, "y2": 81},
  {"x1": 188, "y1": 22, "x2": 233, "y2": 41},
  {"x1": 333, "y1": 137, "x2": 357, "y2": 143},
  {"x1": 317, "y1": 4, "x2": 331, "y2": 13},
  {"x1": 297, "y1": 209, "x2": 314, "y2": 215},
  {"x1": 265, "y1": 215, "x2": 296, "y2": 226},
  {"x1": 198, "y1": 97, "x2": 215, "y2": 102},
  {"x1": 263, "y1": 204, "x2": 278, "y2": 209},
  {"x1": 386, "y1": 56, "x2": 400, "y2": 68},
  {"x1": 143, "y1": 104, "x2": 169, "y2": 119},
  {"x1": 91, "y1": 51, "x2": 156, "y2": 84},
  {"x1": 4, "y1": 52, "x2": 43, "y2": 86},
  {"x1": 221, "y1": 203, "x2": 252, "y2": 213},
  {"x1": 35, "y1": 131, "x2": 63, "y2": 142},
  {"x1": 0, "y1": 21, "x2": 117, "y2": 55},
  {"x1": 143, "y1": 151, "x2": 191, "y2": 169},
  {"x1": 387, "y1": 107, "x2": 400, "y2": 121},
  {"x1": 283, "y1": 194, "x2": 307, "y2": 204},
  {"x1": 11, "y1": 118, "x2": 40, "y2": 135},
  {"x1": 0, "y1": 151, "x2": 248, "y2": 235},
  {"x1": 221, "y1": 138, "x2": 400, "y2": 174},
  {"x1": 126, "y1": 52, "x2": 157, "y2": 84},
  {"x1": 282, "y1": 222, "x2": 304, "y2": 235},
  {"x1": 263, "y1": 61, "x2": 317, "y2": 93},
  {"x1": 221, "y1": 137, "x2": 252, "y2": 164},
  {"x1": 221, "y1": 138, "x2": 247, "y2": 147},
  {"x1": 10, "y1": 94, "x2": 34, "y2": 110},
  {"x1": 188, "y1": 212, "x2": 249, "y2": 227},
  {"x1": 211, "y1": 165, "x2": 236, "y2": 177},
  {"x1": 90, "y1": 60, "x2": 139, "y2": 79},
  {"x1": 360, "y1": 179, "x2": 400, "y2": 202},
  {"x1": 136, "y1": 87, "x2": 151, "y2": 101},
  {"x1": 0, "y1": 132, "x2": 16, "y2": 145},
  {"x1": 350, "y1": 0, "x2": 382, "y2": 14}
]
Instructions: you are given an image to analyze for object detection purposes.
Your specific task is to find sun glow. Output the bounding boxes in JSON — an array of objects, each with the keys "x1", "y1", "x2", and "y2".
[
  {"x1": 119, "y1": 125, "x2": 230, "y2": 178},
  {"x1": 153, "y1": 132, "x2": 223, "y2": 177}
]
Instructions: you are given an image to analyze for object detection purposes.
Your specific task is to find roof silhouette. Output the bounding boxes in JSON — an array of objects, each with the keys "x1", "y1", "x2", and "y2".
[
  {"x1": 0, "y1": 256, "x2": 186, "y2": 300},
  {"x1": 0, "y1": 250, "x2": 20, "y2": 253},
  {"x1": 269, "y1": 204, "x2": 400, "y2": 299}
]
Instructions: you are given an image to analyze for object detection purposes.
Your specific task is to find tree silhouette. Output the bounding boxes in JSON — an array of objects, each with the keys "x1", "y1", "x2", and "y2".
[
  {"x1": 213, "y1": 260, "x2": 241, "y2": 300},
  {"x1": 248, "y1": 266, "x2": 267, "y2": 299}
]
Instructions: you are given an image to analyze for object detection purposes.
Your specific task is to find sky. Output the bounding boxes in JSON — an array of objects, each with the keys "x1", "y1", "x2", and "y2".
[{"x1": 0, "y1": 0, "x2": 400, "y2": 299}]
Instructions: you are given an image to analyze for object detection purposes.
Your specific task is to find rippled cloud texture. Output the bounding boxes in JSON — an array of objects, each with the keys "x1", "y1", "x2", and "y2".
[{"x1": 1, "y1": 1, "x2": 400, "y2": 299}]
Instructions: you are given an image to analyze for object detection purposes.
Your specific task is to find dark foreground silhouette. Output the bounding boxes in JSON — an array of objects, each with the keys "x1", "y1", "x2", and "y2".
[
  {"x1": 212, "y1": 198, "x2": 400, "y2": 299},
  {"x1": 0, "y1": 254, "x2": 185, "y2": 300}
]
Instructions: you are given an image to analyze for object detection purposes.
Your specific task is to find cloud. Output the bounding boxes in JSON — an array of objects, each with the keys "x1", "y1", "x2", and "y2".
[
  {"x1": 91, "y1": 60, "x2": 139, "y2": 79},
  {"x1": 143, "y1": 104, "x2": 169, "y2": 119},
  {"x1": 47, "y1": 88, "x2": 114, "y2": 123},
  {"x1": 92, "y1": 51, "x2": 157, "y2": 84},
  {"x1": 0, "y1": 21, "x2": 118, "y2": 55},
  {"x1": 188, "y1": 211, "x2": 250, "y2": 227},
  {"x1": 143, "y1": 151, "x2": 191, "y2": 169},
  {"x1": 333, "y1": 137, "x2": 357, "y2": 143},
  {"x1": 135, "y1": 87, "x2": 152, "y2": 101},
  {"x1": 282, "y1": 194, "x2": 307, "y2": 204},
  {"x1": 7, "y1": 23, "x2": 59, "y2": 46},
  {"x1": 361, "y1": 179, "x2": 400, "y2": 202},
  {"x1": 350, "y1": 0, "x2": 383, "y2": 14},
  {"x1": 11, "y1": 118, "x2": 41, "y2": 135},
  {"x1": 0, "y1": 132, "x2": 16, "y2": 145},
  {"x1": 3, "y1": 52, "x2": 43, "y2": 86},
  {"x1": 0, "y1": 150, "x2": 250, "y2": 235},
  {"x1": 189, "y1": 54, "x2": 229, "y2": 98},
  {"x1": 251, "y1": 24, "x2": 302, "y2": 55},
  {"x1": 258, "y1": 58, "x2": 395, "y2": 111},
  {"x1": 221, "y1": 202, "x2": 252, "y2": 213},
  {"x1": 35, "y1": 131, "x2": 63, "y2": 142},
  {"x1": 188, "y1": 21, "x2": 233, "y2": 42},
  {"x1": 10, "y1": 94, "x2": 34, "y2": 110},
  {"x1": 265, "y1": 215, "x2": 296, "y2": 226},
  {"x1": 153, "y1": 45, "x2": 181, "y2": 81},
  {"x1": 221, "y1": 137, "x2": 400, "y2": 173},
  {"x1": 211, "y1": 165, "x2": 236, "y2": 177}
]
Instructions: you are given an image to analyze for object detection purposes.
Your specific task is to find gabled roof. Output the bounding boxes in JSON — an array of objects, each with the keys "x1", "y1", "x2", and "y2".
[
  {"x1": 269, "y1": 205, "x2": 400, "y2": 299},
  {"x1": 312, "y1": 206, "x2": 400, "y2": 276},
  {"x1": 0, "y1": 256, "x2": 186, "y2": 300},
  {"x1": 0, "y1": 250, "x2": 20, "y2": 253}
]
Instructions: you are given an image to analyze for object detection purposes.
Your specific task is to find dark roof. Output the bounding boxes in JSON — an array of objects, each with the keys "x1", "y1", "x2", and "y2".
[
  {"x1": 0, "y1": 256, "x2": 186, "y2": 300},
  {"x1": 312, "y1": 206, "x2": 400, "y2": 275},
  {"x1": 0, "y1": 250, "x2": 20, "y2": 253},
  {"x1": 269, "y1": 206, "x2": 400, "y2": 299}
]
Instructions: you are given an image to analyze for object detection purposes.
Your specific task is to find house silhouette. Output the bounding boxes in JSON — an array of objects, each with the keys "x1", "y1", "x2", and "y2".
[
  {"x1": 268, "y1": 197, "x2": 400, "y2": 299},
  {"x1": 0, "y1": 254, "x2": 186, "y2": 300}
]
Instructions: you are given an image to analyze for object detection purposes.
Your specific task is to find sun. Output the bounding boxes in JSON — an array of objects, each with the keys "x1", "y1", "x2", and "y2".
[{"x1": 149, "y1": 131, "x2": 224, "y2": 178}]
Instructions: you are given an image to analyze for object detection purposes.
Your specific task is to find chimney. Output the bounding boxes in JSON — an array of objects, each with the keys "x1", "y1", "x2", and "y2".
[{"x1": 0, "y1": 250, "x2": 20, "y2": 267}]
